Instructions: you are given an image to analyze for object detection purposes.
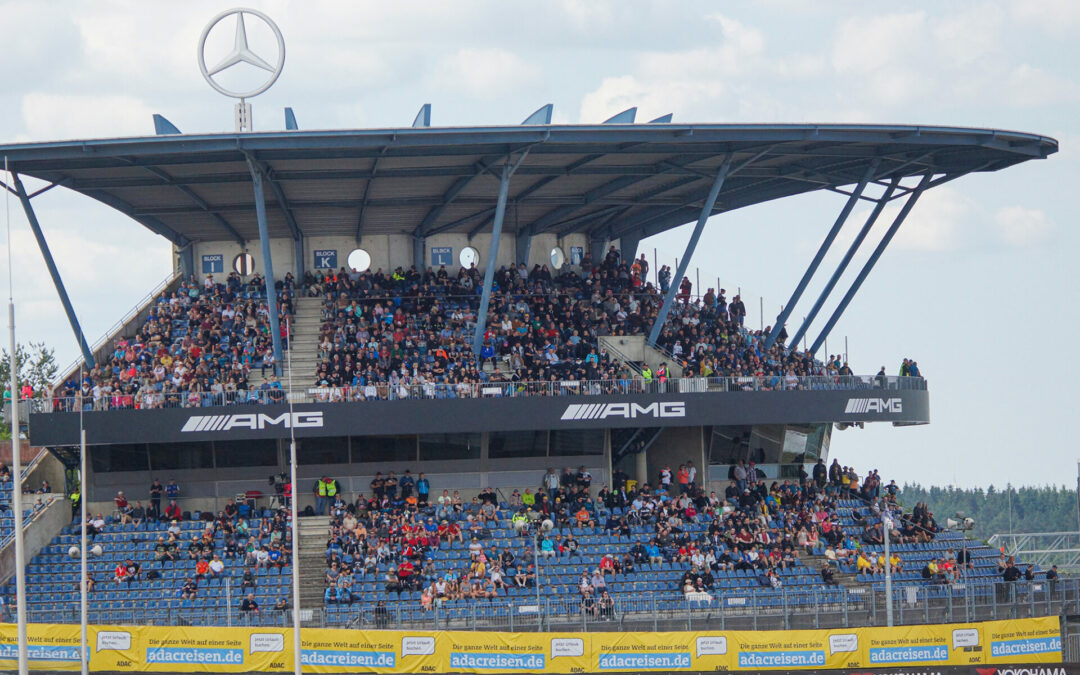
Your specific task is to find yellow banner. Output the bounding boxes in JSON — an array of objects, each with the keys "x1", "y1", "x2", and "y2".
[{"x1": 0, "y1": 616, "x2": 1061, "y2": 672}]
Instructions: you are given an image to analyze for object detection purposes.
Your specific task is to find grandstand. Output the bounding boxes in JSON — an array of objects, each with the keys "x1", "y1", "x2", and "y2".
[{"x1": 0, "y1": 118, "x2": 1064, "y2": 637}]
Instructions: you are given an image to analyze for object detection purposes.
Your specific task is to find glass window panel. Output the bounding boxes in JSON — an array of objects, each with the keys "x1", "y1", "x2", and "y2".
[
  {"x1": 351, "y1": 436, "x2": 417, "y2": 464},
  {"x1": 90, "y1": 444, "x2": 149, "y2": 473},
  {"x1": 149, "y1": 442, "x2": 213, "y2": 470},
  {"x1": 301, "y1": 436, "x2": 349, "y2": 465},
  {"x1": 489, "y1": 430, "x2": 548, "y2": 459},
  {"x1": 549, "y1": 429, "x2": 603, "y2": 456},
  {"x1": 419, "y1": 433, "x2": 481, "y2": 461},
  {"x1": 214, "y1": 439, "x2": 279, "y2": 467}
]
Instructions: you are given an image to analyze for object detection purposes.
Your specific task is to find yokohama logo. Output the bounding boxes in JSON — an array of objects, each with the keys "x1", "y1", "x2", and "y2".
[
  {"x1": 978, "y1": 670, "x2": 1068, "y2": 675},
  {"x1": 181, "y1": 412, "x2": 324, "y2": 432},
  {"x1": 845, "y1": 397, "x2": 903, "y2": 414},
  {"x1": 561, "y1": 402, "x2": 686, "y2": 421}
]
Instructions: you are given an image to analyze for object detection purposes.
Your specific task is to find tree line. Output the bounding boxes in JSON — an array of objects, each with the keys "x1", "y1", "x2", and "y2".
[{"x1": 899, "y1": 483, "x2": 1079, "y2": 542}]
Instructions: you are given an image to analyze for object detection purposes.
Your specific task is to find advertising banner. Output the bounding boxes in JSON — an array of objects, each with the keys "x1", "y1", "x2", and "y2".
[{"x1": 0, "y1": 617, "x2": 1061, "y2": 672}]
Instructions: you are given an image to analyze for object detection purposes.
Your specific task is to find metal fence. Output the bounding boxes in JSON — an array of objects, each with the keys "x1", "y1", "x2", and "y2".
[
  {"x1": 16, "y1": 577, "x2": 1076, "y2": 633},
  {"x1": 29, "y1": 374, "x2": 926, "y2": 413}
]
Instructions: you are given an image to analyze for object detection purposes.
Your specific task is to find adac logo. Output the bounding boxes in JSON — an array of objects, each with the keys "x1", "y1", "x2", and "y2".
[
  {"x1": 181, "y1": 411, "x2": 324, "y2": 432},
  {"x1": 845, "y1": 397, "x2": 903, "y2": 414},
  {"x1": 561, "y1": 402, "x2": 686, "y2": 421}
]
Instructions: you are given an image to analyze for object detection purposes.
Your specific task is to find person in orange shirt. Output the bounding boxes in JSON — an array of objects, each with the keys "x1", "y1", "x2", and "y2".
[{"x1": 676, "y1": 465, "x2": 690, "y2": 494}]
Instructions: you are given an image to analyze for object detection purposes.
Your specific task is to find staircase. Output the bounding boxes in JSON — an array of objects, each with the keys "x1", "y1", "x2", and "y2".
[
  {"x1": 247, "y1": 297, "x2": 323, "y2": 390},
  {"x1": 297, "y1": 515, "x2": 330, "y2": 609}
]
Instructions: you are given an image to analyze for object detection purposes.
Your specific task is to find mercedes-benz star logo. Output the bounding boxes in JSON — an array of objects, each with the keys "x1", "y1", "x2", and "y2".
[{"x1": 198, "y1": 7, "x2": 285, "y2": 100}]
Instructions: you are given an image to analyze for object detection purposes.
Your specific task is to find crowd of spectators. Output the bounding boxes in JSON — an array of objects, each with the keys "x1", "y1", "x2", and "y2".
[
  {"x1": 81, "y1": 487, "x2": 293, "y2": 612},
  {"x1": 306, "y1": 254, "x2": 844, "y2": 397},
  {"x1": 44, "y1": 248, "x2": 931, "y2": 408},
  {"x1": 317, "y1": 457, "x2": 961, "y2": 613},
  {"x1": 53, "y1": 272, "x2": 293, "y2": 409}
]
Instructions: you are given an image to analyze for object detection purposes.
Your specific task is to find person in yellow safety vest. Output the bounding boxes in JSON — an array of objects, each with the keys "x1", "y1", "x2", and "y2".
[
  {"x1": 641, "y1": 365, "x2": 653, "y2": 393},
  {"x1": 315, "y1": 476, "x2": 337, "y2": 516},
  {"x1": 70, "y1": 489, "x2": 80, "y2": 518},
  {"x1": 512, "y1": 510, "x2": 529, "y2": 535}
]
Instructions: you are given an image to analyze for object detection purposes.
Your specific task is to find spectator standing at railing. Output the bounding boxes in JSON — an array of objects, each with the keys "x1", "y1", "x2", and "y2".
[
  {"x1": 730, "y1": 295, "x2": 746, "y2": 326},
  {"x1": 416, "y1": 472, "x2": 430, "y2": 505},
  {"x1": 149, "y1": 478, "x2": 163, "y2": 519},
  {"x1": 165, "y1": 479, "x2": 180, "y2": 503},
  {"x1": 677, "y1": 277, "x2": 692, "y2": 304}
]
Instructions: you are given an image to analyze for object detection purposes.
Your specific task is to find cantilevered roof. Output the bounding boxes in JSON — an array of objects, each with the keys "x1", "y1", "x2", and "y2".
[{"x1": 0, "y1": 124, "x2": 1057, "y2": 247}]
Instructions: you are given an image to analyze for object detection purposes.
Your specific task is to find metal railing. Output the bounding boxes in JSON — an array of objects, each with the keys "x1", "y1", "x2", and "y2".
[
  {"x1": 13, "y1": 577, "x2": 1075, "y2": 632},
  {"x1": 31, "y1": 375, "x2": 926, "y2": 412}
]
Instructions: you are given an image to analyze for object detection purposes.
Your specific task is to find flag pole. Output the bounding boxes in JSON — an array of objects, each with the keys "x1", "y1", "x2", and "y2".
[{"x1": 5, "y1": 156, "x2": 28, "y2": 675}]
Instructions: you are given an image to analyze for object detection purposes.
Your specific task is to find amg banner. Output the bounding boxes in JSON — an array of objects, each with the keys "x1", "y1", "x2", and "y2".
[{"x1": 29, "y1": 388, "x2": 930, "y2": 446}]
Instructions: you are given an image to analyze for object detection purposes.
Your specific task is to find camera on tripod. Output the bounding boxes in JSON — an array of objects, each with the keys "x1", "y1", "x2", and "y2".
[{"x1": 268, "y1": 472, "x2": 288, "y2": 495}]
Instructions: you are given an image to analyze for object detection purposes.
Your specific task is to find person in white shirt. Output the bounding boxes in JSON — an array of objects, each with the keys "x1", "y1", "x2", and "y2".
[{"x1": 208, "y1": 555, "x2": 225, "y2": 581}]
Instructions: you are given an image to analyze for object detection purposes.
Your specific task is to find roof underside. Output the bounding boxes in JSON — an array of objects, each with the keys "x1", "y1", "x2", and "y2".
[{"x1": 0, "y1": 124, "x2": 1057, "y2": 246}]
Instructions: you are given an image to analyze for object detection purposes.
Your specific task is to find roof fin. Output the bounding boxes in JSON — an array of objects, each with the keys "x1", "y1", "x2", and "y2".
[
  {"x1": 647, "y1": 114, "x2": 673, "y2": 123},
  {"x1": 603, "y1": 107, "x2": 637, "y2": 124},
  {"x1": 522, "y1": 104, "x2": 553, "y2": 125},
  {"x1": 412, "y1": 104, "x2": 431, "y2": 128},
  {"x1": 285, "y1": 108, "x2": 299, "y2": 130},
  {"x1": 152, "y1": 114, "x2": 181, "y2": 135}
]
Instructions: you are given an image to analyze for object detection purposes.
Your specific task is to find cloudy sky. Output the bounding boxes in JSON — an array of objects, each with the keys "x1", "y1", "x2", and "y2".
[{"x1": 0, "y1": 0, "x2": 1074, "y2": 490}]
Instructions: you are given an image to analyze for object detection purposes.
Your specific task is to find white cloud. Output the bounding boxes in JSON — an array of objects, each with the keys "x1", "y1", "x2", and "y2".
[
  {"x1": 839, "y1": 186, "x2": 972, "y2": 254},
  {"x1": 831, "y1": 12, "x2": 927, "y2": 74},
  {"x1": 21, "y1": 93, "x2": 156, "y2": 140},
  {"x1": 1002, "y1": 64, "x2": 1080, "y2": 108},
  {"x1": 429, "y1": 48, "x2": 541, "y2": 100},
  {"x1": 1010, "y1": 0, "x2": 1080, "y2": 35},
  {"x1": 994, "y1": 205, "x2": 1054, "y2": 246},
  {"x1": 579, "y1": 13, "x2": 771, "y2": 123}
]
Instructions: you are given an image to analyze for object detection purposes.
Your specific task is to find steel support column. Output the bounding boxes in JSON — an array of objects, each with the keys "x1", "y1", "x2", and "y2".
[
  {"x1": 763, "y1": 159, "x2": 879, "y2": 350},
  {"x1": 620, "y1": 230, "x2": 641, "y2": 268},
  {"x1": 514, "y1": 232, "x2": 531, "y2": 266},
  {"x1": 809, "y1": 173, "x2": 932, "y2": 355},
  {"x1": 177, "y1": 245, "x2": 195, "y2": 280},
  {"x1": 788, "y1": 178, "x2": 899, "y2": 351},
  {"x1": 11, "y1": 173, "x2": 95, "y2": 368},
  {"x1": 247, "y1": 162, "x2": 284, "y2": 375},
  {"x1": 647, "y1": 158, "x2": 731, "y2": 346},
  {"x1": 471, "y1": 161, "x2": 517, "y2": 358}
]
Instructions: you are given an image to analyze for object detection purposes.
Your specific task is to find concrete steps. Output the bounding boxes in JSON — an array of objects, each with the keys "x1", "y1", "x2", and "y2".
[
  {"x1": 244, "y1": 298, "x2": 323, "y2": 390},
  {"x1": 297, "y1": 515, "x2": 330, "y2": 608}
]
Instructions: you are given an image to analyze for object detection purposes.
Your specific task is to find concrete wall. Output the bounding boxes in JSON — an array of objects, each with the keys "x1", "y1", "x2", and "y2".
[
  {"x1": 646, "y1": 426, "x2": 705, "y2": 490},
  {"x1": 0, "y1": 494, "x2": 70, "y2": 586},
  {"x1": 600, "y1": 335, "x2": 644, "y2": 363},
  {"x1": 190, "y1": 232, "x2": 592, "y2": 280},
  {"x1": 24, "y1": 451, "x2": 65, "y2": 497}
]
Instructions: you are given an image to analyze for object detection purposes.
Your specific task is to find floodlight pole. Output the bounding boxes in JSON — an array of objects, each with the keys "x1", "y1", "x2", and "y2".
[
  {"x1": 647, "y1": 158, "x2": 731, "y2": 347},
  {"x1": 80, "y1": 424, "x2": 88, "y2": 675},
  {"x1": 809, "y1": 173, "x2": 932, "y2": 355},
  {"x1": 247, "y1": 160, "x2": 284, "y2": 376},
  {"x1": 762, "y1": 159, "x2": 879, "y2": 351},
  {"x1": 5, "y1": 156, "x2": 27, "y2": 675}
]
